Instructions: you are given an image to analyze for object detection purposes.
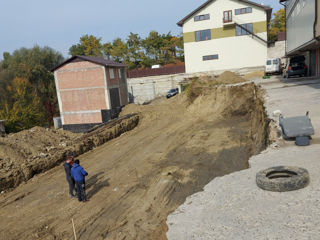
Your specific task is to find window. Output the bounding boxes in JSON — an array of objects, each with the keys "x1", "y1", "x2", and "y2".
[
  {"x1": 118, "y1": 68, "x2": 121, "y2": 78},
  {"x1": 223, "y1": 10, "x2": 232, "y2": 23},
  {"x1": 203, "y1": 54, "x2": 219, "y2": 61},
  {"x1": 195, "y1": 29, "x2": 211, "y2": 41},
  {"x1": 235, "y1": 7, "x2": 252, "y2": 15},
  {"x1": 194, "y1": 14, "x2": 210, "y2": 22},
  {"x1": 273, "y1": 59, "x2": 279, "y2": 64},
  {"x1": 109, "y1": 68, "x2": 115, "y2": 79},
  {"x1": 266, "y1": 60, "x2": 272, "y2": 65},
  {"x1": 236, "y1": 23, "x2": 253, "y2": 36}
]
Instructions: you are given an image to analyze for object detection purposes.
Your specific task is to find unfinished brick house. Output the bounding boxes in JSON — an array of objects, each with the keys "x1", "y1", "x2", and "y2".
[{"x1": 52, "y1": 56, "x2": 128, "y2": 132}]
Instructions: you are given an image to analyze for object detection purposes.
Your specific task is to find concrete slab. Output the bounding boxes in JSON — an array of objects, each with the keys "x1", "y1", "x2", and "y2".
[{"x1": 167, "y1": 77, "x2": 320, "y2": 240}]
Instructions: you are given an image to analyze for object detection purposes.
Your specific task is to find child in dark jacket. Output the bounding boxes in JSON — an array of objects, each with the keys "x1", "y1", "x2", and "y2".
[{"x1": 71, "y1": 159, "x2": 88, "y2": 202}]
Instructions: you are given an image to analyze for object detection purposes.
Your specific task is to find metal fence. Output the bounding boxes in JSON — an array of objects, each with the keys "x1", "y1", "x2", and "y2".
[{"x1": 128, "y1": 65, "x2": 185, "y2": 78}]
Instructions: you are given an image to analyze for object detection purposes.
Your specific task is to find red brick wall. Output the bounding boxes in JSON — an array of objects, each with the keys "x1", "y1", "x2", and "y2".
[
  {"x1": 64, "y1": 112, "x2": 102, "y2": 124},
  {"x1": 106, "y1": 67, "x2": 119, "y2": 86},
  {"x1": 55, "y1": 60, "x2": 129, "y2": 125},
  {"x1": 56, "y1": 60, "x2": 107, "y2": 125},
  {"x1": 57, "y1": 67, "x2": 105, "y2": 89},
  {"x1": 60, "y1": 88, "x2": 107, "y2": 112}
]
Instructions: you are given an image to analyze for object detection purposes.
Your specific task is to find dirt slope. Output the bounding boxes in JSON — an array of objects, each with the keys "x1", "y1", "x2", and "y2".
[{"x1": 0, "y1": 79, "x2": 269, "y2": 239}]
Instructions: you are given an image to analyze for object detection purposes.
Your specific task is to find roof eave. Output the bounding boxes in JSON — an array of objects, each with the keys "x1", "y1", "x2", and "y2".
[
  {"x1": 177, "y1": 0, "x2": 273, "y2": 27},
  {"x1": 51, "y1": 55, "x2": 126, "y2": 72}
]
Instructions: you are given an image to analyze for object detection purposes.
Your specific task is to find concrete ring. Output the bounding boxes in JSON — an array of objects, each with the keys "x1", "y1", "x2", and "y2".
[{"x1": 256, "y1": 166, "x2": 309, "y2": 192}]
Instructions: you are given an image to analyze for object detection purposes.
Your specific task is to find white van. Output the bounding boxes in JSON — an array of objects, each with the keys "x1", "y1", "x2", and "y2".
[{"x1": 265, "y1": 58, "x2": 282, "y2": 75}]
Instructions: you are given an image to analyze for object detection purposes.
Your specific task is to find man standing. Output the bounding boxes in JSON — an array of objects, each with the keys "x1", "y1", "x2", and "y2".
[
  {"x1": 71, "y1": 159, "x2": 88, "y2": 202},
  {"x1": 64, "y1": 152, "x2": 76, "y2": 198}
]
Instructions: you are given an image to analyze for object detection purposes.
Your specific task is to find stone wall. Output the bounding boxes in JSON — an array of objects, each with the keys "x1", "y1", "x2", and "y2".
[{"x1": 268, "y1": 41, "x2": 286, "y2": 60}]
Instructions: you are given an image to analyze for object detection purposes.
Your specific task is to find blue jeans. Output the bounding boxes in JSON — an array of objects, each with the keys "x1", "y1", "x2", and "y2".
[
  {"x1": 75, "y1": 181, "x2": 86, "y2": 202},
  {"x1": 66, "y1": 177, "x2": 76, "y2": 196}
]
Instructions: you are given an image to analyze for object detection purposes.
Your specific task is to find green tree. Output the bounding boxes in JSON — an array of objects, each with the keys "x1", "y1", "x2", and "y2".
[
  {"x1": 69, "y1": 34, "x2": 103, "y2": 56},
  {"x1": 0, "y1": 77, "x2": 44, "y2": 132},
  {"x1": 110, "y1": 38, "x2": 128, "y2": 62},
  {"x1": 268, "y1": 9, "x2": 286, "y2": 42},
  {"x1": 102, "y1": 42, "x2": 113, "y2": 60},
  {"x1": 142, "y1": 31, "x2": 164, "y2": 62},
  {"x1": 69, "y1": 31, "x2": 185, "y2": 70},
  {"x1": 126, "y1": 33, "x2": 145, "y2": 69},
  {"x1": 0, "y1": 46, "x2": 64, "y2": 130}
]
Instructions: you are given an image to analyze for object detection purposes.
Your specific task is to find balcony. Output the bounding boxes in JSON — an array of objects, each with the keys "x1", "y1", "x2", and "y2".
[
  {"x1": 223, "y1": 18, "x2": 234, "y2": 25},
  {"x1": 223, "y1": 10, "x2": 234, "y2": 26}
]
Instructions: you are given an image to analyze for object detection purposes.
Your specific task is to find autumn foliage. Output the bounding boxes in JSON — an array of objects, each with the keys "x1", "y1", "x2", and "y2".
[
  {"x1": 0, "y1": 46, "x2": 64, "y2": 133},
  {"x1": 268, "y1": 9, "x2": 286, "y2": 42}
]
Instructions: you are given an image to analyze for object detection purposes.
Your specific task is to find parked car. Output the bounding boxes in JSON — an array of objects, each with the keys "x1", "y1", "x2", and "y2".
[
  {"x1": 265, "y1": 58, "x2": 282, "y2": 75},
  {"x1": 283, "y1": 55, "x2": 308, "y2": 78},
  {"x1": 166, "y1": 88, "x2": 179, "y2": 98}
]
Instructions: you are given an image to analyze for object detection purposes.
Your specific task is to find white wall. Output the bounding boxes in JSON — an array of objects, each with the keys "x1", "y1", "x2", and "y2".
[
  {"x1": 268, "y1": 41, "x2": 286, "y2": 59},
  {"x1": 183, "y1": 0, "x2": 267, "y2": 32},
  {"x1": 182, "y1": 0, "x2": 268, "y2": 73},
  {"x1": 184, "y1": 34, "x2": 267, "y2": 73},
  {"x1": 286, "y1": 0, "x2": 315, "y2": 54}
]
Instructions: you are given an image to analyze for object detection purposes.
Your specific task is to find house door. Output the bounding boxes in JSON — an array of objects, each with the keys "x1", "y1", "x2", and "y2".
[
  {"x1": 223, "y1": 10, "x2": 232, "y2": 23},
  {"x1": 109, "y1": 88, "x2": 121, "y2": 108}
]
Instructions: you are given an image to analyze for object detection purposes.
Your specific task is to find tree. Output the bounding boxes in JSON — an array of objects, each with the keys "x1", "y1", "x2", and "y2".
[
  {"x1": 69, "y1": 35, "x2": 103, "y2": 56},
  {"x1": 126, "y1": 33, "x2": 144, "y2": 69},
  {"x1": 268, "y1": 9, "x2": 286, "y2": 42},
  {"x1": 0, "y1": 46, "x2": 64, "y2": 131},
  {"x1": 142, "y1": 31, "x2": 165, "y2": 62},
  {"x1": 69, "y1": 31, "x2": 185, "y2": 70},
  {"x1": 0, "y1": 77, "x2": 44, "y2": 132},
  {"x1": 110, "y1": 38, "x2": 128, "y2": 62}
]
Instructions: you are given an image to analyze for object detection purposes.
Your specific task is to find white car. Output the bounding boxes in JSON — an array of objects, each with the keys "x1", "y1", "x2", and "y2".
[{"x1": 265, "y1": 58, "x2": 282, "y2": 75}]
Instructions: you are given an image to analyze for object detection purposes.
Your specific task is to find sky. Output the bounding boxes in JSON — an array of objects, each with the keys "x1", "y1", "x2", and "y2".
[{"x1": 0, "y1": 0, "x2": 282, "y2": 59}]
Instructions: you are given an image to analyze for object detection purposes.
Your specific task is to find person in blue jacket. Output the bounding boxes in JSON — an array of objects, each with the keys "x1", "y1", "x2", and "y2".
[{"x1": 71, "y1": 159, "x2": 88, "y2": 202}]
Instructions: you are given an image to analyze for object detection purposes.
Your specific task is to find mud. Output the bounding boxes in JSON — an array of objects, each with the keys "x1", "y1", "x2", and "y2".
[{"x1": 0, "y1": 74, "x2": 269, "y2": 240}]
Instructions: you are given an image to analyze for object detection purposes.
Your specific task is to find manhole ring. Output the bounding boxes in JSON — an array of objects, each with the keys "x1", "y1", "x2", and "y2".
[{"x1": 256, "y1": 166, "x2": 309, "y2": 192}]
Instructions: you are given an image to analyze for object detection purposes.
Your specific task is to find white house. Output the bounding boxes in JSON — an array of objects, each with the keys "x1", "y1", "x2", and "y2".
[{"x1": 177, "y1": 0, "x2": 272, "y2": 73}]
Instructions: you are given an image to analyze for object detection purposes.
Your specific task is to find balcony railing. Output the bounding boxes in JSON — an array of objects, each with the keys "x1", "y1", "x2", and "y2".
[{"x1": 223, "y1": 18, "x2": 232, "y2": 23}]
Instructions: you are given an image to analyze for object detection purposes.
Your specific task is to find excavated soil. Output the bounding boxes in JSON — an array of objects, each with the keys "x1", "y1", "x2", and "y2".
[
  {"x1": 0, "y1": 73, "x2": 269, "y2": 240},
  {"x1": 0, "y1": 115, "x2": 139, "y2": 192}
]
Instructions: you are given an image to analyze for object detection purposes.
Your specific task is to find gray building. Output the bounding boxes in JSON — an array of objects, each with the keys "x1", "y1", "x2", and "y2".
[{"x1": 280, "y1": 0, "x2": 320, "y2": 77}]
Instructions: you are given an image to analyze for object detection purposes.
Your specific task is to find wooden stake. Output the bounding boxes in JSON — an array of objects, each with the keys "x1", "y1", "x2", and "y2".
[{"x1": 72, "y1": 218, "x2": 77, "y2": 240}]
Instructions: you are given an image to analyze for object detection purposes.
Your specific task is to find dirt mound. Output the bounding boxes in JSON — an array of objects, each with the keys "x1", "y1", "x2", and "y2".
[
  {"x1": 215, "y1": 71, "x2": 246, "y2": 84},
  {"x1": 0, "y1": 115, "x2": 139, "y2": 192},
  {"x1": 184, "y1": 71, "x2": 247, "y2": 103}
]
